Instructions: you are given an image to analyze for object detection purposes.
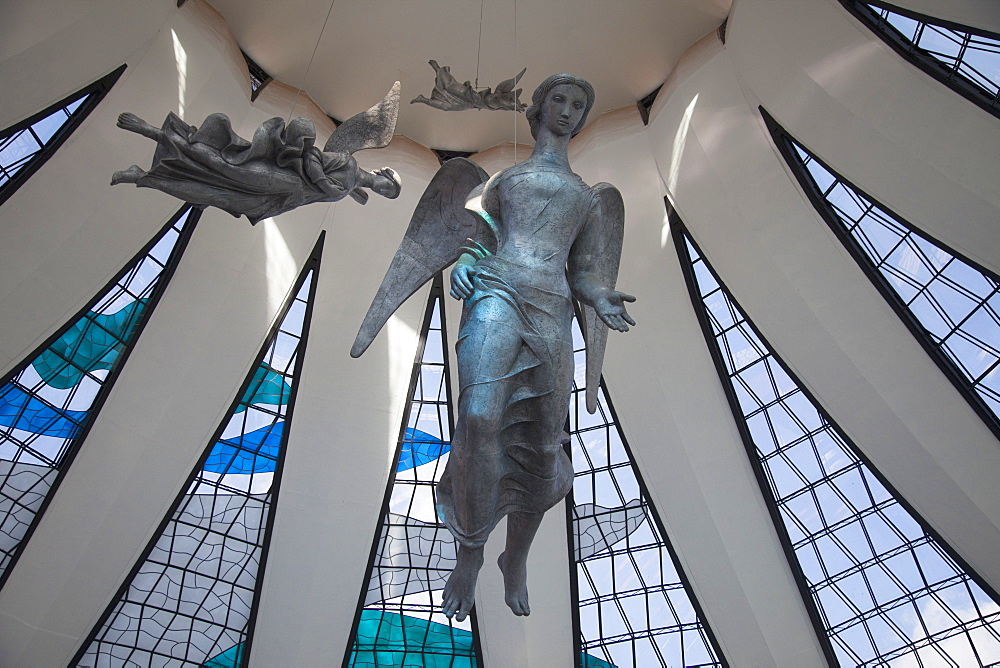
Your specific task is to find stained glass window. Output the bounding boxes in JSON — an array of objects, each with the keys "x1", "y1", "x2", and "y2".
[
  {"x1": 73, "y1": 237, "x2": 322, "y2": 667},
  {"x1": 840, "y1": 0, "x2": 1000, "y2": 118},
  {"x1": 764, "y1": 109, "x2": 1000, "y2": 437},
  {"x1": 0, "y1": 65, "x2": 125, "y2": 205},
  {"x1": 346, "y1": 278, "x2": 482, "y2": 668},
  {"x1": 566, "y1": 320, "x2": 724, "y2": 668},
  {"x1": 675, "y1": 221, "x2": 1000, "y2": 666},
  {"x1": 0, "y1": 205, "x2": 199, "y2": 588}
]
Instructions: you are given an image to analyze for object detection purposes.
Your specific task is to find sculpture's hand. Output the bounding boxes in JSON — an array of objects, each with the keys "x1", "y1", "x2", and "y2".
[
  {"x1": 450, "y1": 263, "x2": 477, "y2": 300},
  {"x1": 595, "y1": 290, "x2": 636, "y2": 332}
]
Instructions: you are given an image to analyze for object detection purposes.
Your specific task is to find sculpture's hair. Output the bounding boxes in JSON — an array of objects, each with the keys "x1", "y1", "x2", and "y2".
[{"x1": 526, "y1": 74, "x2": 595, "y2": 140}]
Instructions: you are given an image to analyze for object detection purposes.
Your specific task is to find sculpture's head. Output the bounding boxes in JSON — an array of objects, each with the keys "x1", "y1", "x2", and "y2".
[
  {"x1": 526, "y1": 74, "x2": 595, "y2": 140},
  {"x1": 371, "y1": 167, "x2": 402, "y2": 199}
]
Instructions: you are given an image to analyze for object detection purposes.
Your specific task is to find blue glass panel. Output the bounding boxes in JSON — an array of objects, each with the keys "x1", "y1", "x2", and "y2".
[
  {"x1": 348, "y1": 283, "x2": 480, "y2": 667},
  {"x1": 0, "y1": 207, "x2": 196, "y2": 584},
  {"x1": 397, "y1": 427, "x2": 448, "y2": 472},
  {"x1": 678, "y1": 228, "x2": 1000, "y2": 666},
  {"x1": 76, "y1": 253, "x2": 319, "y2": 667},
  {"x1": 204, "y1": 422, "x2": 284, "y2": 475},
  {"x1": 567, "y1": 320, "x2": 723, "y2": 667},
  {"x1": 0, "y1": 385, "x2": 87, "y2": 439}
]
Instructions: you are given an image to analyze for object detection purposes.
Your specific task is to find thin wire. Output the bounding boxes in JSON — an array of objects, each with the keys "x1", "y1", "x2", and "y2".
[
  {"x1": 513, "y1": 0, "x2": 517, "y2": 165},
  {"x1": 288, "y1": 0, "x2": 338, "y2": 121},
  {"x1": 475, "y1": 0, "x2": 485, "y2": 90}
]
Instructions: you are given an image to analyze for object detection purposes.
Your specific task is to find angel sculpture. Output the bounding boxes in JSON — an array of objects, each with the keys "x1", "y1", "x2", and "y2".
[
  {"x1": 111, "y1": 83, "x2": 403, "y2": 225},
  {"x1": 353, "y1": 74, "x2": 635, "y2": 620},
  {"x1": 411, "y1": 60, "x2": 527, "y2": 112}
]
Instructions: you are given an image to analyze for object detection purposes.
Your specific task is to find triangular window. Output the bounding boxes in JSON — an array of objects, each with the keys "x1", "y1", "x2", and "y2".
[
  {"x1": 73, "y1": 236, "x2": 323, "y2": 667},
  {"x1": 566, "y1": 319, "x2": 725, "y2": 667},
  {"x1": 345, "y1": 277, "x2": 483, "y2": 667},
  {"x1": 675, "y1": 220, "x2": 1000, "y2": 666},
  {"x1": 0, "y1": 65, "x2": 125, "y2": 205},
  {"x1": 0, "y1": 205, "x2": 199, "y2": 588}
]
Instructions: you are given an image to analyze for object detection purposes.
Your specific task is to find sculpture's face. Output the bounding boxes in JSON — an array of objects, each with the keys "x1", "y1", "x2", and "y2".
[{"x1": 541, "y1": 83, "x2": 588, "y2": 137}]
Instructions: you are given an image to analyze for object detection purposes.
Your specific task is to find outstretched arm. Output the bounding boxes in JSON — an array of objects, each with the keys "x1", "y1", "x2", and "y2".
[{"x1": 568, "y1": 201, "x2": 635, "y2": 332}]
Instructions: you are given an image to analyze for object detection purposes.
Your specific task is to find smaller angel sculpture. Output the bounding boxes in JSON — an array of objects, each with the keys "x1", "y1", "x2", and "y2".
[
  {"x1": 111, "y1": 83, "x2": 402, "y2": 225},
  {"x1": 411, "y1": 61, "x2": 526, "y2": 112},
  {"x1": 354, "y1": 74, "x2": 634, "y2": 621}
]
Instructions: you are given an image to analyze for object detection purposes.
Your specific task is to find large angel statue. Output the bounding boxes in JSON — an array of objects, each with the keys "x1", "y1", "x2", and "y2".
[
  {"x1": 352, "y1": 74, "x2": 635, "y2": 620},
  {"x1": 111, "y1": 83, "x2": 402, "y2": 225}
]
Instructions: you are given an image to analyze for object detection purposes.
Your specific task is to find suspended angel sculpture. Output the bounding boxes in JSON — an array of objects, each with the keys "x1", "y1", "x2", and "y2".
[
  {"x1": 411, "y1": 60, "x2": 527, "y2": 112},
  {"x1": 353, "y1": 74, "x2": 635, "y2": 620},
  {"x1": 111, "y1": 83, "x2": 402, "y2": 225}
]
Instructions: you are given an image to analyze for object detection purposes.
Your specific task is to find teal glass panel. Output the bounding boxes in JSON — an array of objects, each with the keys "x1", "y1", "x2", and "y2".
[
  {"x1": 75, "y1": 244, "x2": 321, "y2": 667},
  {"x1": 580, "y1": 652, "x2": 616, "y2": 668},
  {"x1": 0, "y1": 206, "x2": 196, "y2": 585},
  {"x1": 202, "y1": 643, "x2": 245, "y2": 668},
  {"x1": 349, "y1": 611, "x2": 476, "y2": 667},
  {"x1": 235, "y1": 363, "x2": 291, "y2": 412},
  {"x1": 347, "y1": 280, "x2": 481, "y2": 667},
  {"x1": 31, "y1": 298, "x2": 149, "y2": 389}
]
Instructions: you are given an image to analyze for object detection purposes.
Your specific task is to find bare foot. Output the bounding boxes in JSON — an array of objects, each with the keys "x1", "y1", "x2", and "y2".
[
  {"x1": 442, "y1": 546, "x2": 483, "y2": 621},
  {"x1": 498, "y1": 551, "x2": 530, "y2": 616},
  {"x1": 110, "y1": 165, "x2": 144, "y2": 186}
]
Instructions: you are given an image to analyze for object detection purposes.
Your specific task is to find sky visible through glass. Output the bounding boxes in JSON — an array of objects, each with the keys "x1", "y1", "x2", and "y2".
[
  {"x1": 77, "y1": 265, "x2": 315, "y2": 668},
  {"x1": 0, "y1": 96, "x2": 89, "y2": 189},
  {"x1": 853, "y1": 1, "x2": 1000, "y2": 114},
  {"x1": 786, "y1": 137, "x2": 1000, "y2": 423},
  {"x1": 347, "y1": 285, "x2": 480, "y2": 668},
  {"x1": 0, "y1": 207, "x2": 194, "y2": 585},
  {"x1": 679, "y1": 230, "x2": 1000, "y2": 666},
  {"x1": 568, "y1": 320, "x2": 722, "y2": 668}
]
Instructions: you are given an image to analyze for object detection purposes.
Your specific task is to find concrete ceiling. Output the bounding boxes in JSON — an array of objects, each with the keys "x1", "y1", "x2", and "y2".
[{"x1": 208, "y1": 0, "x2": 731, "y2": 152}]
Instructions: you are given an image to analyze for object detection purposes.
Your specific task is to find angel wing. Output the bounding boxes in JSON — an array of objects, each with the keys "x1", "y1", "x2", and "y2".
[
  {"x1": 351, "y1": 157, "x2": 492, "y2": 358},
  {"x1": 323, "y1": 81, "x2": 401, "y2": 155},
  {"x1": 495, "y1": 68, "x2": 527, "y2": 94},
  {"x1": 579, "y1": 183, "x2": 625, "y2": 414}
]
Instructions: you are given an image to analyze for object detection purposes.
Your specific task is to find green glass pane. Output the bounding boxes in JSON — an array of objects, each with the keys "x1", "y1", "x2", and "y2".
[
  {"x1": 349, "y1": 610, "x2": 476, "y2": 667},
  {"x1": 31, "y1": 298, "x2": 149, "y2": 389},
  {"x1": 202, "y1": 643, "x2": 244, "y2": 668},
  {"x1": 236, "y1": 363, "x2": 291, "y2": 411},
  {"x1": 580, "y1": 652, "x2": 617, "y2": 668}
]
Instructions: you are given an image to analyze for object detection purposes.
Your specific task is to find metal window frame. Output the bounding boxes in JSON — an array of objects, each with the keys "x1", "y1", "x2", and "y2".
[
  {"x1": 0, "y1": 64, "x2": 126, "y2": 206},
  {"x1": 838, "y1": 0, "x2": 1000, "y2": 119},
  {"x1": 0, "y1": 204, "x2": 200, "y2": 592},
  {"x1": 672, "y1": 209, "x2": 842, "y2": 666},
  {"x1": 69, "y1": 231, "x2": 325, "y2": 667},
  {"x1": 760, "y1": 106, "x2": 1000, "y2": 443},
  {"x1": 340, "y1": 274, "x2": 484, "y2": 668},
  {"x1": 672, "y1": 209, "x2": 1000, "y2": 665},
  {"x1": 565, "y1": 305, "x2": 727, "y2": 668}
]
